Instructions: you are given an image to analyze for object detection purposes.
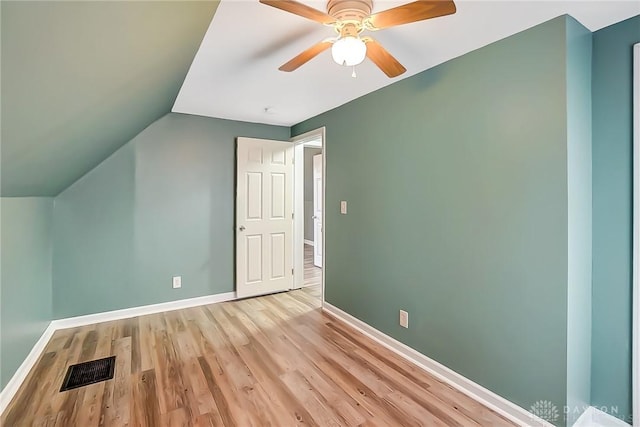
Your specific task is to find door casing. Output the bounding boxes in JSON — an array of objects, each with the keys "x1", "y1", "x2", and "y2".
[{"x1": 292, "y1": 128, "x2": 325, "y2": 301}]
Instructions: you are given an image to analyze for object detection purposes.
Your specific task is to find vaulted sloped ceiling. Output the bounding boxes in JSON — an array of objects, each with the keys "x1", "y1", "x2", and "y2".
[
  {"x1": 173, "y1": 1, "x2": 639, "y2": 126},
  {"x1": 1, "y1": 1, "x2": 219, "y2": 197}
]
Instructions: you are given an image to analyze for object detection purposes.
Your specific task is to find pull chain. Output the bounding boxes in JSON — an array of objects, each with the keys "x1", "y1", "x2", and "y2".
[{"x1": 351, "y1": 65, "x2": 357, "y2": 78}]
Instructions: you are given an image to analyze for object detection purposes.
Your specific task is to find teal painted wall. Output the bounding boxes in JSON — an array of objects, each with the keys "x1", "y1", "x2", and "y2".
[
  {"x1": 52, "y1": 113, "x2": 289, "y2": 318},
  {"x1": 1, "y1": 1, "x2": 219, "y2": 197},
  {"x1": 0, "y1": 197, "x2": 53, "y2": 388},
  {"x1": 565, "y1": 16, "x2": 592, "y2": 425},
  {"x1": 293, "y1": 17, "x2": 572, "y2": 419},
  {"x1": 591, "y1": 15, "x2": 640, "y2": 423}
]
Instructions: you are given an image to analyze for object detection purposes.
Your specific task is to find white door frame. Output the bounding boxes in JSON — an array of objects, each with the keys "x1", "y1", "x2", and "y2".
[
  {"x1": 632, "y1": 42, "x2": 639, "y2": 427},
  {"x1": 291, "y1": 128, "x2": 325, "y2": 302}
]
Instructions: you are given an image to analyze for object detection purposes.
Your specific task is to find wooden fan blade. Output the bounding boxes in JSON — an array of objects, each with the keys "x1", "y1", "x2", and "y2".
[
  {"x1": 366, "y1": 0, "x2": 456, "y2": 30},
  {"x1": 364, "y1": 38, "x2": 406, "y2": 78},
  {"x1": 279, "y1": 40, "x2": 333, "y2": 72},
  {"x1": 260, "y1": 0, "x2": 336, "y2": 25}
]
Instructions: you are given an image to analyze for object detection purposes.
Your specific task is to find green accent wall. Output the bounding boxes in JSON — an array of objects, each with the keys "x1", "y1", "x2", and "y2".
[
  {"x1": 52, "y1": 113, "x2": 289, "y2": 318},
  {"x1": 0, "y1": 197, "x2": 53, "y2": 388},
  {"x1": 565, "y1": 16, "x2": 592, "y2": 426},
  {"x1": 293, "y1": 16, "x2": 591, "y2": 425},
  {"x1": 591, "y1": 15, "x2": 640, "y2": 423},
  {"x1": 1, "y1": 1, "x2": 219, "y2": 197}
]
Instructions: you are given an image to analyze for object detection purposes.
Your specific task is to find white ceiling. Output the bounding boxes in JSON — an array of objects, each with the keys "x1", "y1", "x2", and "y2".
[{"x1": 172, "y1": 0, "x2": 639, "y2": 127}]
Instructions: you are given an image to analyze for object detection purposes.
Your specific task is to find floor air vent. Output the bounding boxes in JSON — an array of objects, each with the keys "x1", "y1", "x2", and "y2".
[{"x1": 60, "y1": 356, "x2": 115, "y2": 391}]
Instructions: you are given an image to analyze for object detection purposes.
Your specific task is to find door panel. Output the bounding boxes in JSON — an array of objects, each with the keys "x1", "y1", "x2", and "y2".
[
  {"x1": 271, "y1": 233, "x2": 286, "y2": 279},
  {"x1": 271, "y1": 173, "x2": 286, "y2": 218},
  {"x1": 237, "y1": 137, "x2": 294, "y2": 298},
  {"x1": 246, "y1": 235, "x2": 263, "y2": 283},
  {"x1": 246, "y1": 173, "x2": 263, "y2": 219}
]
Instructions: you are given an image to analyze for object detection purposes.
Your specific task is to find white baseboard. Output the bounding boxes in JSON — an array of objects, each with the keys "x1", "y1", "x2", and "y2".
[
  {"x1": 322, "y1": 303, "x2": 553, "y2": 427},
  {"x1": 52, "y1": 291, "x2": 237, "y2": 330},
  {"x1": 0, "y1": 322, "x2": 56, "y2": 415},
  {"x1": 0, "y1": 291, "x2": 237, "y2": 416},
  {"x1": 304, "y1": 239, "x2": 314, "y2": 246},
  {"x1": 573, "y1": 406, "x2": 630, "y2": 427}
]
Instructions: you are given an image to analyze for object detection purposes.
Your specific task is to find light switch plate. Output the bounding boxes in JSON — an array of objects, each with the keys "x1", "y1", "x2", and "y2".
[
  {"x1": 340, "y1": 200, "x2": 347, "y2": 214},
  {"x1": 399, "y1": 310, "x2": 409, "y2": 328},
  {"x1": 172, "y1": 276, "x2": 182, "y2": 289}
]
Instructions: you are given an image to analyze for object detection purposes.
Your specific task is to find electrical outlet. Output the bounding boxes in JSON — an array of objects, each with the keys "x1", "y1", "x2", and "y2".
[
  {"x1": 172, "y1": 276, "x2": 182, "y2": 289},
  {"x1": 340, "y1": 200, "x2": 347, "y2": 214},
  {"x1": 399, "y1": 310, "x2": 409, "y2": 328}
]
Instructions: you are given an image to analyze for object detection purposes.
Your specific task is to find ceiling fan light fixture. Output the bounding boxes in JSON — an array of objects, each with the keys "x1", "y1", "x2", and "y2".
[{"x1": 331, "y1": 36, "x2": 366, "y2": 67}]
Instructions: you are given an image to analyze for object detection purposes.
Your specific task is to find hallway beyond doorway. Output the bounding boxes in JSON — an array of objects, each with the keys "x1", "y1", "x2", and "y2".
[{"x1": 304, "y1": 243, "x2": 321, "y2": 289}]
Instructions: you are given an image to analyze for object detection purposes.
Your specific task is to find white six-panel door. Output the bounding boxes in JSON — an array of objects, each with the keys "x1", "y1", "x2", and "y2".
[
  {"x1": 313, "y1": 154, "x2": 323, "y2": 268},
  {"x1": 236, "y1": 137, "x2": 294, "y2": 298}
]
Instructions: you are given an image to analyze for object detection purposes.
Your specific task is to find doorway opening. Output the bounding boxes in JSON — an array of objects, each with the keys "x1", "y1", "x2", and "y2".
[{"x1": 292, "y1": 128, "x2": 325, "y2": 306}]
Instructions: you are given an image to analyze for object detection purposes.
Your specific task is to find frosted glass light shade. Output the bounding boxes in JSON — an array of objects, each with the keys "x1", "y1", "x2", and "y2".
[{"x1": 331, "y1": 37, "x2": 366, "y2": 67}]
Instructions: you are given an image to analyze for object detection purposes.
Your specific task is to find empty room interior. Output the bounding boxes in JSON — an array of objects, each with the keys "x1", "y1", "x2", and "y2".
[{"x1": 1, "y1": 0, "x2": 639, "y2": 426}]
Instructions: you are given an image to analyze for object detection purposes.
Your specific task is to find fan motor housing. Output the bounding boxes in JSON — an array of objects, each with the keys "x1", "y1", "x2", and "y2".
[{"x1": 327, "y1": 0, "x2": 373, "y2": 23}]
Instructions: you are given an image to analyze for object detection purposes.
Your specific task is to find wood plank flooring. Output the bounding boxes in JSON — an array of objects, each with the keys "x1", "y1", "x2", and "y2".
[
  {"x1": 2, "y1": 287, "x2": 516, "y2": 427},
  {"x1": 303, "y1": 244, "x2": 322, "y2": 288}
]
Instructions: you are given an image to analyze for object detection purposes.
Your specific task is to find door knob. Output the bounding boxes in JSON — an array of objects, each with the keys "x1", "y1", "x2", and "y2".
[{"x1": 239, "y1": 226, "x2": 246, "y2": 231}]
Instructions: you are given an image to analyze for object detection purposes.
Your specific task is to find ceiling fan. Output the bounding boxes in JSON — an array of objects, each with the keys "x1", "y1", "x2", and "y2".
[{"x1": 259, "y1": 0, "x2": 457, "y2": 78}]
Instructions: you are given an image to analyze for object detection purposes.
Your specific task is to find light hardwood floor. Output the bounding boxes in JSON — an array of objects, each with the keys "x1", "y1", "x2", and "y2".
[
  {"x1": 2, "y1": 287, "x2": 516, "y2": 427},
  {"x1": 303, "y1": 243, "x2": 322, "y2": 289}
]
